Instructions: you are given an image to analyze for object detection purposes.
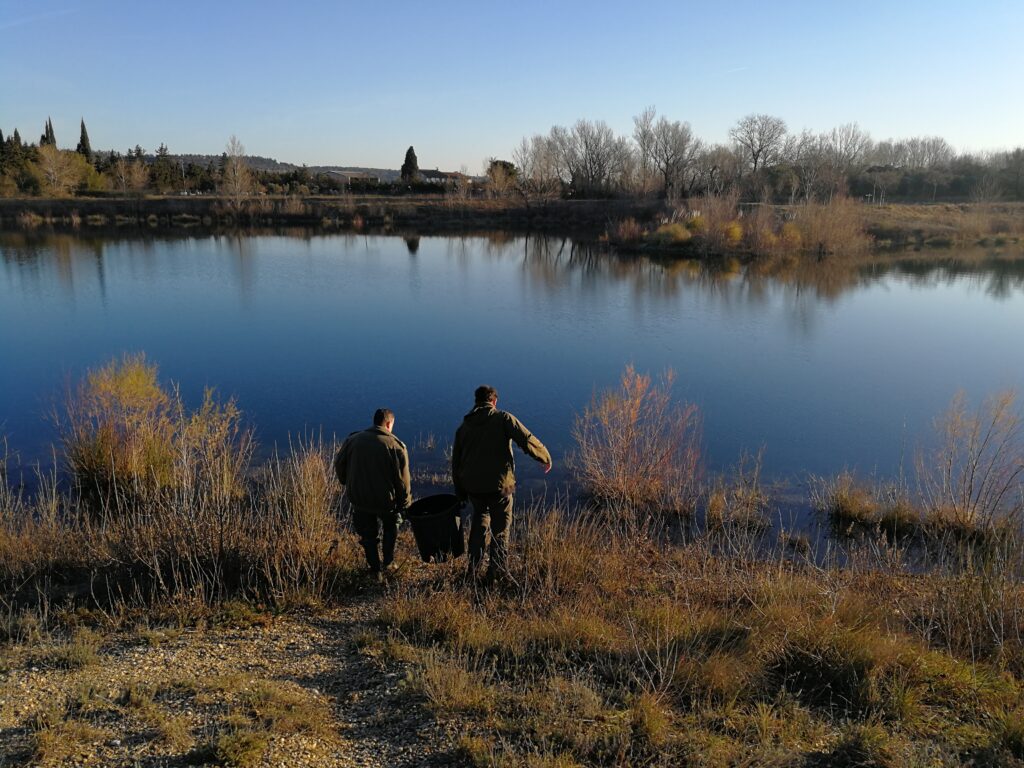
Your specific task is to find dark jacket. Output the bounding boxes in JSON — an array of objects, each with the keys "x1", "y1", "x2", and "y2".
[
  {"x1": 452, "y1": 405, "x2": 550, "y2": 497},
  {"x1": 334, "y1": 426, "x2": 412, "y2": 512}
]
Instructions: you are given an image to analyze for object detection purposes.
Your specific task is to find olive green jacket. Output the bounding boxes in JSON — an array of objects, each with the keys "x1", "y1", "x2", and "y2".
[
  {"x1": 452, "y1": 405, "x2": 550, "y2": 498},
  {"x1": 334, "y1": 426, "x2": 412, "y2": 512}
]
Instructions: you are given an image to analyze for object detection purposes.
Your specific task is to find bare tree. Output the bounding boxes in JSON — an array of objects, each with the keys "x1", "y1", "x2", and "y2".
[
  {"x1": 549, "y1": 119, "x2": 631, "y2": 196},
  {"x1": 826, "y1": 122, "x2": 872, "y2": 174},
  {"x1": 651, "y1": 116, "x2": 702, "y2": 200},
  {"x1": 512, "y1": 134, "x2": 562, "y2": 202},
  {"x1": 899, "y1": 136, "x2": 954, "y2": 170},
  {"x1": 729, "y1": 113, "x2": 787, "y2": 173},
  {"x1": 693, "y1": 144, "x2": 744, "y2": 195},
  {"x1": 36, "y1": 145, "x2": 81, "y2": 196},
  {"x1": 221, "y1": 135, "x2": 255, "y2": 206},
  {"x1": 632, "y1": 106, "x2": 657, "y2": 195},
  {"x1": 786, "y1": 130, "x2": 828, "y2": 202},
  {"x1": 971, "y1": 173, "x2": 1002, "y2": 203},
  {"x1": 128, "y1": 159, "x2": 149, "y2": 196},
  {"x1": 112, "y1": 157, "x2": 131, "y2": 194}
]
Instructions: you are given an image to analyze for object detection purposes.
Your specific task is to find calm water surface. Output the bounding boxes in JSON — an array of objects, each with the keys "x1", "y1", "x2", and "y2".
[{"x1": 2, "y1": 231, "x2": 1023, "y2": 490}]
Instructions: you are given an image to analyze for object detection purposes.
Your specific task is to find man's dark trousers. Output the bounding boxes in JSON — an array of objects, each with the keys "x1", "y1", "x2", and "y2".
[
  {"x1": 467, "y1": 492, "x2": 513, "y2": 576},
  {"x1": 352, "y1": 506, "x2": 401, "y2": 572}
]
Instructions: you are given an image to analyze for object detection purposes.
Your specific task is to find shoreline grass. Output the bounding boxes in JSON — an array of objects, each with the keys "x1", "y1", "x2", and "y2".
[{"x1": 2, "y1": 358, "x2": 1023, "y2": 766}]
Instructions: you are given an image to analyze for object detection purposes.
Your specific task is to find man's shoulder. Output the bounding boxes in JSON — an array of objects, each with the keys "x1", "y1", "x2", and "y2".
[
  {"x1": 499, "y1": 410, "x2": 524, "y2": 427},
  {"x1": 380, "y1": 431, "x2": 407, "y2": 452}
]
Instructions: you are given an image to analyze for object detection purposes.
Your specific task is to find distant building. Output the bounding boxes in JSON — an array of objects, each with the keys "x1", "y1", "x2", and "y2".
[{"x1": 419, "y1": 169, "x2": 475, "y2": 186}]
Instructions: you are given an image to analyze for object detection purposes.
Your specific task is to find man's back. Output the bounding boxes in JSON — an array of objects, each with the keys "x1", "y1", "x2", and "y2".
[
  {"x1": 335, "y1": 426, "x2": 411, "y2": 512},
  {"x1": 452, "y1": 404, "x2": 550, "y2": 497}
]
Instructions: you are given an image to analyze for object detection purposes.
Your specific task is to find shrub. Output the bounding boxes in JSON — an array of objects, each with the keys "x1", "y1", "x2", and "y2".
[
  {"x1": 917, "y1": 390, "x2": 1024, "y2": 529},
  {"x1": 570, "y1": 365, "x2": 701, "y2": 516},
  {"x1": 685, "y1": 215, "x2": 707, "y2": 234},
  {"x1": 722, "y1": 220, "x2": 743, "y2": 246},
  {"x1": 648, "y1": 222, "x2": 691, "y2": 245}
]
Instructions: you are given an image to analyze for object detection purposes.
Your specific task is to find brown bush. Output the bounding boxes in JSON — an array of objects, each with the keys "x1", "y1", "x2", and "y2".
[{"x1": 570, "y1": 365, "x2": 701, "y2": 516}]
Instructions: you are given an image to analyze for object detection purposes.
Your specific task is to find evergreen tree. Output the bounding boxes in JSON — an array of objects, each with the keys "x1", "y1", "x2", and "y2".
[
  {"x1": 40, "y1": 117, "x2": 56, "y2": 147},
  {"x1": 76, "y1": 119, "x2": 92, "y2": 161},
  {"x1": 151, "y1": 143, "x2": 177, "y2": 192},
  {"x1": 400, "y1": 146, "x2": 419, "y2": 182},
  {"x1": 12, "y1": 129, "x2": 22, "y2": 148}
]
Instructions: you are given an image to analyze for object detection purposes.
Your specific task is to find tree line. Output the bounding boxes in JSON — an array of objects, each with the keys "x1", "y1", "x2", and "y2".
[
  {"x1": 4, "y1": 113, "x2": 1022, "y2": 204},
  {"x1": 501, "y1": 108, "x2": 1024, "y2": 203}
]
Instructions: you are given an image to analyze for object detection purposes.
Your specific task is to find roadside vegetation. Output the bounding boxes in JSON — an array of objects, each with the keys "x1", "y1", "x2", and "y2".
[{"x1": 2, "y1": 357, "x2": 1023, "y2": 766}]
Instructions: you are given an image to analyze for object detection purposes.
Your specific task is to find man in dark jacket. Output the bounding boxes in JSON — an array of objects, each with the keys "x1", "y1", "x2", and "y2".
[
  {"x1": 452, "y1": 386, "x2": 551, "y2": 579},
  {"x1": 334, "y1": 408, "x2": 412, "y2": 575}
]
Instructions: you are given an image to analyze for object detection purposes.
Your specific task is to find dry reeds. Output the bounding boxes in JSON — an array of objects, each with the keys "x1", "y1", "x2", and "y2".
[
  {"x1": 790, "y1": 196, "x2": 871, "y2": 256},
  {"x1": 2, "y1": 356, "x2": 362, "y2": 621}
]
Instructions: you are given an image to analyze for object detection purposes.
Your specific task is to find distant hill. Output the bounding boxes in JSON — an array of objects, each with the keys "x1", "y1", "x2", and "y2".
[
  {"x1": 174, "y1": 154, "x2": 300, "y2": 172},
  {"x1": 310, "y1": 166, "x2": 402, "y2": 182},
  {"x1": 95, "y1": 151, "x2": 402, "y2": 179}
]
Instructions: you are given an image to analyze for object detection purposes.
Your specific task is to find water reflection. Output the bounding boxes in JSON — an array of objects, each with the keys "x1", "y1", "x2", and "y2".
[
  {"x1": 5, "y1": 230, "x2": 1024, "y2": 308},
  {"x1": 2, "y1": 230, "x2": 1023, "y2": 484}
]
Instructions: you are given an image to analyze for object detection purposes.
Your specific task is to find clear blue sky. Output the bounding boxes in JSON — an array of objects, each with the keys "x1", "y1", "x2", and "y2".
[{"x1": 2, "y1": 0, "x2": 1022, "y2": 171}]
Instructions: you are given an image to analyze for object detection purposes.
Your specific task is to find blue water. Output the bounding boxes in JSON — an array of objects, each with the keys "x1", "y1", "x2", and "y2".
[{"x1": 2, "y1": 231, "x2": 1023, "y2": 489}]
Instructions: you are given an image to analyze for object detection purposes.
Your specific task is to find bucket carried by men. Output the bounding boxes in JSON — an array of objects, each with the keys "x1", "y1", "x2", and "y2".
[{"x1": 406, "y1": 494, "x2": 465, "y2": 562}]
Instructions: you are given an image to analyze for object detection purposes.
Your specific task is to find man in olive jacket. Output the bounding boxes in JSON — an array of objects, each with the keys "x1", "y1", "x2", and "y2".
[
  {"x1": 334, "y1": 408, "x2": 412, "y2": 574},
  {"x1": 452, "y1": 386, "x2": 551, "y2": 579}
]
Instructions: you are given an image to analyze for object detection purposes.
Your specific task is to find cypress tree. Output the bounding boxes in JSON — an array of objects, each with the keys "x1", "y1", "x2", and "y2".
[
  {"x1": 40, "y1": 117, "x2": 56, "y2": 146},
  {"x1": 76, "y1": 119, "x2": 92, "y2": 161},
  {"x1": 400, "y1": 146, "x2": 419, "y2": 182}
]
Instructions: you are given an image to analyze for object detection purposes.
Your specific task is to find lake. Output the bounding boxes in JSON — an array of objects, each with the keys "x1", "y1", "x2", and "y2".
[{"x1": 2, "y1": 230, "x2": 1023, "y2": 496}]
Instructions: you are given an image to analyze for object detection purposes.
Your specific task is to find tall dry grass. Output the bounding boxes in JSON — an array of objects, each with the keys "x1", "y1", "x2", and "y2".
[
  {"x1": 381, "y1": 508, "x2": 1024, "y2": 766},
  {"x1": 2, "y1": 357, "x2": 361, "y2": 627},
  {"x1": 788, "y1": 196, "x2": 871, "y2": 256}
]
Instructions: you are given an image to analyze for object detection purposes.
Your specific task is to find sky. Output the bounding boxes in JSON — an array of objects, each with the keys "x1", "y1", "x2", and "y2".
[{"x1": 2, "y1": 0, "x2": 1022, "y2": 172}]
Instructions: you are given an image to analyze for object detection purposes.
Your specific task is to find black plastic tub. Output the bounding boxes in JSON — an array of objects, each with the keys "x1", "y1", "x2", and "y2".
[{"x1": 406, "y1": 493, "x2": 464, "y2": 562}]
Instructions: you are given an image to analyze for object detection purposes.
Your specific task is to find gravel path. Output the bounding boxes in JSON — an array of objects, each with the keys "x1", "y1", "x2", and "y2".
[{"x1": 0, "y1": 587, "x2": 465, "y2": 767}]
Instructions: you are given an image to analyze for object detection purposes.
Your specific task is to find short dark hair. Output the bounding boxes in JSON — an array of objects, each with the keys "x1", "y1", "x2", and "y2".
[
  {"x1": 474, "y1": 385, "x2": 498, "y2": 405},
  {"x1": 373, "y1": 408, "x2": 394, "y2": 426}
]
